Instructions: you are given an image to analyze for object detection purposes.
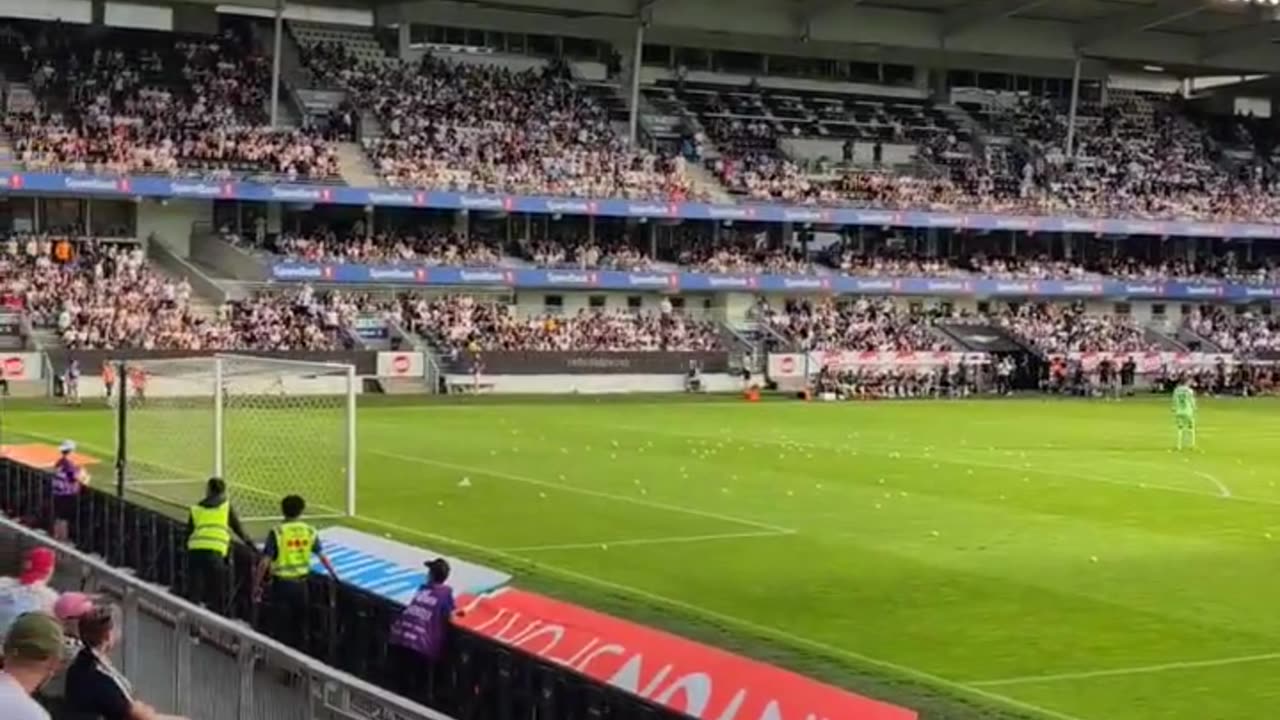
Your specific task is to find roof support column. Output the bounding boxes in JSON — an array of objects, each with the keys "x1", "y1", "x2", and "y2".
[{"x1": 1065, "y1": 56, "x2": 1082, "y2": 160}]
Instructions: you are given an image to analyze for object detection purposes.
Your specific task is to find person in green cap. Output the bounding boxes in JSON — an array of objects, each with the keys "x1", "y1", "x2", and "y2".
[{"x1": 0, "y1": 611, "x2": 66, "y2": 720}]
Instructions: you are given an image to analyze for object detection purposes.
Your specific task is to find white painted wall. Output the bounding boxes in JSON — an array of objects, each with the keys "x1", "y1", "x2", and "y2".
[{"x1": 444, "y1": 372, "x2": 742, "y2": 394}]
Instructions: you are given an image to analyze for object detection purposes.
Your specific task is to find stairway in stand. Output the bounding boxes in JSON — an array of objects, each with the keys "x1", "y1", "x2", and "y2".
[{"x1": 337, "y1": 142, "x2": 382, "y2": 187}]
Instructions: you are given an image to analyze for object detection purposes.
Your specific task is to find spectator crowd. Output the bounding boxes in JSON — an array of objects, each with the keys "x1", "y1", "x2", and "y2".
[
  {"x1": 402, "y1": 295, "x2": 723, "y2": 353},
  {"x1": 5, "y1": 23, "x2": 337, "y2": 179}
]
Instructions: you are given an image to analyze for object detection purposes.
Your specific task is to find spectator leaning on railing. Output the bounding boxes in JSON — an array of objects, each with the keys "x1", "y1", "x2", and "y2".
[
  {"x1": 0, "y1": 549, "x2": 59, "y2": 638},
  {"x1": 0, "y1": 612, "x2": 66, "y2": 720},
  {"x1": 65, "y1": 604, "x2": 190, "y2": 720},
  {"x1": 386, "y1": 557, "x2": 459, "y2": 704}
]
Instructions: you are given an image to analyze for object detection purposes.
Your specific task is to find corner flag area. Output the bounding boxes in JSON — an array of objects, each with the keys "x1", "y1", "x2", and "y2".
[{"x1": 9, "y1": 396, "x2": 1280, "y2": 720}]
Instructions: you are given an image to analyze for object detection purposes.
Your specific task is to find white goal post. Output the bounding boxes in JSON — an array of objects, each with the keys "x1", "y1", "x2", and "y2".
[{"x1": 115, "y1": 354, "x2": 357, "y2": 521}]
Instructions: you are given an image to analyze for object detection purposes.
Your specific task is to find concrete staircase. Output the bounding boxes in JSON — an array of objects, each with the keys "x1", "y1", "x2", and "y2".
[
  {"x1": 686, "y1": 162, "x2": 733, "y2": 203},
  {"x1": 336, "y1": 142, "x2": 382, "y2": 187}
]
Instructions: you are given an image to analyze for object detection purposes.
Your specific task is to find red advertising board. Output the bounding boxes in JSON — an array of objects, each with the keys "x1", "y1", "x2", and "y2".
[{"x1": 457, "y1": 588, "x2": 917, "y2": 720}]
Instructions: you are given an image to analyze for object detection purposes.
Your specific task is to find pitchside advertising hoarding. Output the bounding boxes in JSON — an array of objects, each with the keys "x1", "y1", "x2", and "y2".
[
  {"x1": 266, "y1": 263, "x2": 1280, "y2": 301},
  {"x1": 458, "y1": 587, "x2": 917, "y2": 720},
  {"x1": 11, "y1": 169, "x2": 1280, "y2": 240},
  {"x1": 769, "y1": 351, "x2": 991, "y2": 380},
  {"x1": 323, "y1": 527, "x2": 917, "y2": 719}
]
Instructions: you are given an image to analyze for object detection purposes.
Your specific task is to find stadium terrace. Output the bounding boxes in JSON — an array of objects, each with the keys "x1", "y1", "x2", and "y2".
[{"x1": 7, "y1": 3, "x2": 1280, "y2": 720}]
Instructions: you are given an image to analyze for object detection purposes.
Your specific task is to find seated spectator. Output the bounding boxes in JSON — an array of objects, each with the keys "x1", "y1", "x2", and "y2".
[
  {"x1": 308, "y1": 52, "x2": 698, "y2": 200},
  {"x1": 403, "y1": 295, "x2": 723, "y2": 353},
  {"x1": 997, "y1": 303, "x2": 1155, "y2": 354},
  {"x1": 65, "y1": 605, "x2": 189, "y2": 720},
  {"x1": 761, "y1": 297, "x2": 947, "y2": 352},
  {"x1": 0, "y1": 612, "x2": 66, "y2": 720},
  {"x1": 0, "y1": 549, "x2": 59, "y2": 640}
]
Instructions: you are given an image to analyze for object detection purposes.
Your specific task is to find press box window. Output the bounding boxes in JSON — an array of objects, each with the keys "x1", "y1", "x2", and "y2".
[
  {"x1": 588, "y1": 295, "x2": 606, "y2": 309},
  {"x1": 544, "y1": 295, "x2": 563, "y2": 313},
  {"x1": 627, "y1": 295, "x2": 643, "y2": 310}
]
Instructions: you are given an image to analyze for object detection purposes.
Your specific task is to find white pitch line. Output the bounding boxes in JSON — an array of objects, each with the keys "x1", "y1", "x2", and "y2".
[
  {"x1": 369, "y1": 449, "x2": 795, "y2": 534},
  {"x1": 498, "y1": 529, "x2": 794, "y2": 553},
  {"x1": 1194, "y1": 470, "x2": 1232, "y2": 498},
  {"x1": 968, "y1": 651, "x2": 1280, "y2": 687},
  {"x1": 352, "y1": 513, "x2": 1090, "y2": 720}
]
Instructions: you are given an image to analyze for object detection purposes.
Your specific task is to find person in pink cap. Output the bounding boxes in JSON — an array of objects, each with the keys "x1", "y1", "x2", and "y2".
[{"x1": 0, "y1": 549, "x2": 58, "y2": 640}]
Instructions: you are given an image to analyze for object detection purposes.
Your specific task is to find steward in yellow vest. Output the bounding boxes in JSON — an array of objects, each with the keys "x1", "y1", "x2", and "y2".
[
  {"x1": 254, "y1": 494, "x2": 338, "y2": 649},
  {"x1": 185, "y1": 477, "x2": 254, "y2": 612}
]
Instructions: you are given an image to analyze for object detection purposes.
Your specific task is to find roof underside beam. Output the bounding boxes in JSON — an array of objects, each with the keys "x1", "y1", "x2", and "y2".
[
  {"x1": 942, "y1": 0, "x2": 1052, "y2": 40},
  {"x1": 795, "y1": 0, "x2": 862, "y2": 31},
  {"x1": 1200, "y1": 20, "x2": 1280, "y2": 62},
  {"x1": 1075, "y1": 0, "x2": 1210, "y2": 49}
]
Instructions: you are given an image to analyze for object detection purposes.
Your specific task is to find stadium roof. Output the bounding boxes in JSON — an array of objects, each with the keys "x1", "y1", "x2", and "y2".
[{"x1": 372, "y1": 0, "x2": 1280, "y2": 75}]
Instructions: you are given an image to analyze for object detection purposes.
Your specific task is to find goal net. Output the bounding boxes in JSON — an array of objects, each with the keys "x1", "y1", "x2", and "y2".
[{"x1": 115, "y1": 354, "x2": 357, "y2": 521}]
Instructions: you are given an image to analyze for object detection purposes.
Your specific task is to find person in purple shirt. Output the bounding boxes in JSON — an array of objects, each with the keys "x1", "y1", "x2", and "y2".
[
  {"x1": 51, "y1": 441, "x2": 88, "y2": 543},
  {"x1": 385, "y1": 558, "x2": 458, "y2": 704}
]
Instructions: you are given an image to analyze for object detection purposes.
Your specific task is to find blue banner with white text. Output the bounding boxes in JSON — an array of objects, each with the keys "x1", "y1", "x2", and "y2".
[
  {"x1": 9, "y1": 170, "x2": 1280, "y2": 240},
  {"x1": 266, "y1": 263, "x2": 1280, "y2": 300}
]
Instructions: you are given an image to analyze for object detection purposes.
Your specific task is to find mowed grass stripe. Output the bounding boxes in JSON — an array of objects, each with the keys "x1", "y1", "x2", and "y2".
[{"x1": 13, "y1": 398, "x2": 1280, "y2": 720}]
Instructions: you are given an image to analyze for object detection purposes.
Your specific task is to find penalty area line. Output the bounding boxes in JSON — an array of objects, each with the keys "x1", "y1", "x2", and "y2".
[
  {"x1": 369, "y1": 449, "x2": 795, "y2": 535},
  {"x1": 497, "y1": 529, "x2": 795, "y2": 553},
  {"x1": 1193, "y1": 470, "x2": 1231, "y2": 498},
  {"x1": 967, "y1": 650, "x2": 1280, "y2": 687},
  {"x1": 353, "y1": 513, "x2": 1090, "y2": 720}
]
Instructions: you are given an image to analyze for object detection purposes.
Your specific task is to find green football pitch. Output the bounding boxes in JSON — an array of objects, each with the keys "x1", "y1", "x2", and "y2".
[{"x1": 8, "y1": 395, "x2": 1280, "y2": 720}]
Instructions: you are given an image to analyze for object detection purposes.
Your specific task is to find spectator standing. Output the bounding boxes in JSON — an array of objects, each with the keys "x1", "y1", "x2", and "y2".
[
  {"x1": 0, "y1": 612, "x2": 66, "y2": 720},
  {"x1": 184, "y1": 478, "x2": 254, "y2": 614},
  {"x1": 37, "y1": 592, "x2": 98, "y2": 713},
  {"x1": 51, "y1": 441, "x2": 89, "y2": 543},
  {"x1": 385, "y1": 558, "x2": 457, "y2": 703},
  {"x1": 65, "y1": 605, "x2": 189, "y2": 720},
  {"x1": 255, "y1": 494, "x2": 338, "y2": 651},
  {"x1": 0, "y1": 548, "x2": 59, "y2": 638}
]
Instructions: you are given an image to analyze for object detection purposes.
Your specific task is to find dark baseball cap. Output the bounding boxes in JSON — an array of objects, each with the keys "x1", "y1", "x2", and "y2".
[{"x1": 4, "y1": 612, "x2": 66, "y2": 662}]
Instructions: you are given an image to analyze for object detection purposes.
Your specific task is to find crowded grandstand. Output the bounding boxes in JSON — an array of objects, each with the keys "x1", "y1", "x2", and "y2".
[{"x1": 3, "y1": 1, "x2": 1280, "y2": 720}]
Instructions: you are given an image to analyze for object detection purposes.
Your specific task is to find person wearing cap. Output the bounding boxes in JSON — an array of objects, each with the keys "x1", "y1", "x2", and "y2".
[
  {"x1": 65, "y1": 605, "x2": 189, "y2": 720},
  {"x1": 254, "y1": 494, "x2": 338, "y2": 651},
  {"x1": 0, "y1": 548, "x2": 58, "y2": 640},
  {"x1": 36, "y1": 592, "x2": 98, "y2": 712},
  {"x1": 184, "y1": 478, "x2": 254, "y2": 613},
  {"x1": 0, "y1": 612, "x2": 65, "y2": 720},
  {"x1": 385, "y1": 558, "x2": 459, "y2": 703},
  {"x1": 51, "y1": 441, "x2": 90, "y2": 543}
]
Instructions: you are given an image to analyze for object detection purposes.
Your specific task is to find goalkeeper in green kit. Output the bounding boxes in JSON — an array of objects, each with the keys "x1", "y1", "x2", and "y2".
[{"x1": 1172, "y1": 377, "x2": 1197, "y2": 450}]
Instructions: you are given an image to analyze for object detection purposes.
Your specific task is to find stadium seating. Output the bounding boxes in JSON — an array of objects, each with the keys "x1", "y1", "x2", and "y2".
[
  {"x1": 1, "y1": 20, "x2": 338, "y2": 180},
  {"x1": 760, "y1": 297, "x2": 949, "y2": 352},
  {"x1": 402, "y1": 295, "x2": 724, "y2": 352}
]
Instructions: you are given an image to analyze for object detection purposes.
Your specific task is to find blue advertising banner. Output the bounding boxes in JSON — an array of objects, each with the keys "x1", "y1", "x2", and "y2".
[
  {"x1": 8, "y1": 170, "x2": 1280, "y2": 240},
  {"x1": 266, "y1": 262, "x2": 1277, "y2": 300}
]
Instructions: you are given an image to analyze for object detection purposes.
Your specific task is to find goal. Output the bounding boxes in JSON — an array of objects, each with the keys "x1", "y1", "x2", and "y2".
[{"x1": 115, "y1": 354, "x2": 357, "y2": 521}]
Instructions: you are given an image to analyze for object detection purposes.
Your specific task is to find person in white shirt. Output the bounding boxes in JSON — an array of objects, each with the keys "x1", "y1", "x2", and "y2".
[
  {"x1": 0, "y1": 612, "x2": 66, "y2": 720},
  {"x1": 0, "y1": 548, "x2": 59, "y2": 641}
]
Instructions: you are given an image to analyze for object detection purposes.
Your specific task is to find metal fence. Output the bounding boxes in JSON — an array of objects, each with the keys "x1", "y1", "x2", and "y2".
[{"x1": 0, "y1": 459, "x2": 685, "y2": 720}]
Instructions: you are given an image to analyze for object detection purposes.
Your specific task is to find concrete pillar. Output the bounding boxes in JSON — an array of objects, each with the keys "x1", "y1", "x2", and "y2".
[
  {"x1": 269, "y1": 0, "x2": 284, "y2": 129},
  {"x1": 398, "y1": 23, "x2": 412, "y2": 62}
]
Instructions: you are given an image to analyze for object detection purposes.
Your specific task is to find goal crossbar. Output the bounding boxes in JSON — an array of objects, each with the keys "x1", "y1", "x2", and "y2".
[{"x1": 116, "y1": 354, "x2": 358, "y2": 522}]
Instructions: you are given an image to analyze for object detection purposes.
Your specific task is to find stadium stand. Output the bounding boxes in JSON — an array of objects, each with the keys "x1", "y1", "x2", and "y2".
[{"x1": 0, "y1": 19, "x2": 338, "y2": 180}]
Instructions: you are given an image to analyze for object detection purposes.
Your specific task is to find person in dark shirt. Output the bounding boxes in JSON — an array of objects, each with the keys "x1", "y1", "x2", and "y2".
[
  {"x1": 184, "y1": 478, "x2": 254, "y2": 613},
  {"x1": 64, "y1": 606, "x2": 188, "y2": 720}
]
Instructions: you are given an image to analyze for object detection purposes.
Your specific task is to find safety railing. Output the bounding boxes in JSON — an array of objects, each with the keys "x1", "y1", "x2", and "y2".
[{"x1": 0, "y1": 458, "x2": 684, "y2": 720}]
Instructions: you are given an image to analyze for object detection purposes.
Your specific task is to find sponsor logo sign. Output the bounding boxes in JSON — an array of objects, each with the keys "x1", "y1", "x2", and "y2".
[
  {"x1": 376, "y1": 352, "x2": 424, "y2": 377},
  {"x1": 458, "y1": 588, "x2": 917, "y2": 720},
  {"x1": 317, "y1": 527, "x2": 510, "y2": 603},
  {"x1": 0, "y1": 353, "x2": 42, "y2": 380}
]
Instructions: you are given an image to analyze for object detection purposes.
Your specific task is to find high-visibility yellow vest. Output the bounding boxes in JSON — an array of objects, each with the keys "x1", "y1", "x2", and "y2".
[
  {"x1": 187, "y1": 501, "x2": 231, "y2": 557},
  {"x1": 272, "y1": 522, "x2": 317, "y2": 579}
]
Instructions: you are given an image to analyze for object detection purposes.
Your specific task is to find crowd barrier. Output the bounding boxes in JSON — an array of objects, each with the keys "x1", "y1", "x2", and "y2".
[{"x1": 0, "y1": 459, "x2": 683, "y2": 720}]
